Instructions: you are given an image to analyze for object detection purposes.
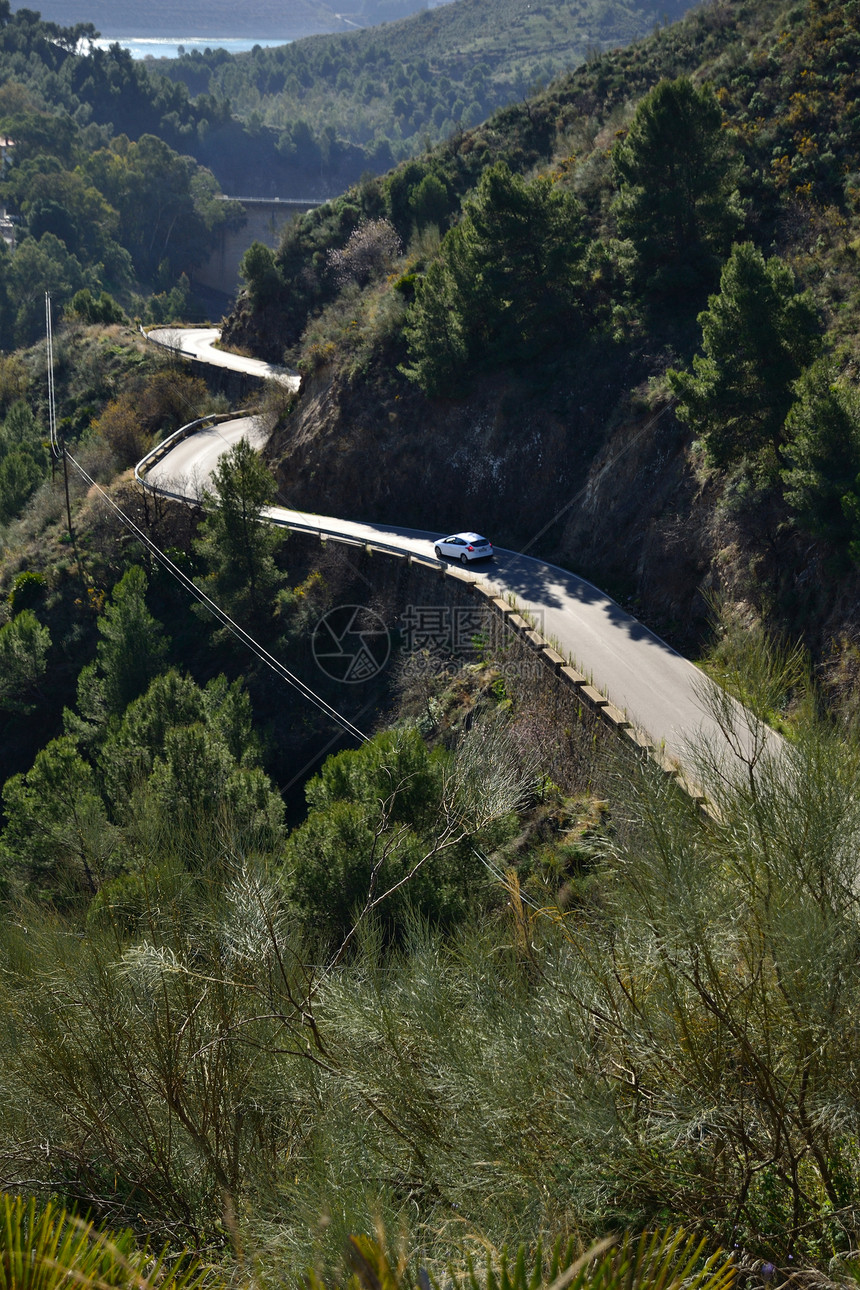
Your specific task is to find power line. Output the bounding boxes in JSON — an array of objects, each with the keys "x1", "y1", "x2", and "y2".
[
  {"x1": 69, "y1": 454, "x2": 554, "y2": 911},
  {"x1": 132, "y1": 425, "x2": 563, "y2": 913},
  {"x1": 64, "y1": 450, "x2": 370, "y2": 746},
  {"x1": 127, "y1": 370, "x2": 584, "y2": 915},
  {"x1": 88, "y1": 462, "x2": 575, "y2": 937}
]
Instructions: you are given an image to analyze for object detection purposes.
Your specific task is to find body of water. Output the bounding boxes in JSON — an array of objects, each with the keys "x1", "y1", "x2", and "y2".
[{"x1": 93, "y1": 36, "x2": 290, "y2": 59}]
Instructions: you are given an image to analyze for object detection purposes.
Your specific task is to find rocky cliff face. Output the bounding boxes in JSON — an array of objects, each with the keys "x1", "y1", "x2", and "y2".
[
  {"x1": 266, "y1": 357, "x2": 860, "y2": 678},
  {"x1": 266, "y1": 359, "x2": 718, "y2": 652},
  {"x1": 269, "y1": 363, "x2": 608, "y2": 537}
]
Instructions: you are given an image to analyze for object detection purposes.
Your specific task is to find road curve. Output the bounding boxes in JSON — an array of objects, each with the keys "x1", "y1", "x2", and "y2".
[
  {"x1": 142, "y1": 402, "x2": 763, "y2": 785},
  {"x1": 147, "y1": 326, "x2": 299, "y2": 389}
]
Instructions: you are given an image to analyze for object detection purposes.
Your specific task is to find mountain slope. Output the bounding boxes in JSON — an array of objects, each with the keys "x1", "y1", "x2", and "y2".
[
  {"x1": 9, "y1": 0, "x2": 456, "y2": 39},
  {"x1": 154, "y1": 0, "x2": 703, "y2": 157},
  {"x1": 233, "y1": 0, "x2": 860, "y2": 688}
]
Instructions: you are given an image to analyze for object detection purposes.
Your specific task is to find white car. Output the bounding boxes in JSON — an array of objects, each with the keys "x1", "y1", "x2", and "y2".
[{"x1": 434, "y1": 532, "x2": 494, "y2": 564}]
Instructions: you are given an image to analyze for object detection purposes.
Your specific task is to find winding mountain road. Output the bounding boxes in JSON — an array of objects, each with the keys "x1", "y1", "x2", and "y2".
[
  {"x1": 147, "y1": 327, "x2": 298, "y2": 387},
  {"x1": 141, "y1": 332, "x2": 764, "y2": 784}
]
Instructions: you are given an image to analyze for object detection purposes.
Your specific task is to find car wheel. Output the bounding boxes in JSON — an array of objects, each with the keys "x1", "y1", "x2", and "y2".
[
  {"x1": 460, "y1": 553, "x2": 468, "y2": 566},
  {"x1": 434, "y1": 545, "x2": 442, "y2": 559}
]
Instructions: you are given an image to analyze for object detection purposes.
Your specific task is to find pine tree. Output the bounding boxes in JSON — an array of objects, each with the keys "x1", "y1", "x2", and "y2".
[
  {"x1": 669, "y1": 242, "x2": 821, "y2": 467},
  {"x1": 612, "y1": 77, "x2": 742, "y2": 298}
]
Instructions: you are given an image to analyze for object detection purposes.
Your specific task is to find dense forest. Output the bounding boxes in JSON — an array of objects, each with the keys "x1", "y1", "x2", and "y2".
[
  {"x1": 16, "y1": 0, "x2": 458, "y2": 40},
  {"x1": 0, "y1": 4, "x2": 382, "y2": 206},
  {"x1": 0, "y1": 1, "x2": 253, "y2": 348},
  {"x1": 152, "y1": 0, "x2": 697, "y2": 166},
  {"x1": 227, "y1": 0, "x2": 860, "y2": 667},
  {"x1": 4, "y1": 0, "x2": 860, "y2": 1283},
  {"x1": 0, "y1": 0, "x2": 703, "y2": 216}
]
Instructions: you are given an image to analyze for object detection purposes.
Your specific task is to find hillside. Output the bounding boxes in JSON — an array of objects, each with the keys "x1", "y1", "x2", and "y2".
[
  {"x1": 10, "y1": 0, "x2": 457, "y2": 39},
  {"x1": 0, "y1": 7, "x2": 377, "y2": 206},
  {"x1": 3, "y1": 0, "x2": 860, "y2": 1270},
  {"x1": 153, "y1": 0, "x2": 701, "y2": 161},
  {"x1": 0, "y1": 0, "x2": 702, "y2": 205},
  {"x1": 226, "y1": 0, "x2": 860, "y2": 694}
]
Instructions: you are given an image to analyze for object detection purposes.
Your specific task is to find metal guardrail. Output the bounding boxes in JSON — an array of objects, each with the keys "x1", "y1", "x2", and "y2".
[
  {"x1": 135, "y1": 411, "x2": 253, "y2": 498},
  {"x1": 140, "y1": 324, "x2": 201, "y2": 361},
  {"x1": 217, "y1": 195, "x2": 323, "y2": 206},
  {"x1": 133, "y1": 417, "x2": 711, "y2": 810},
  {"x1": 264, "y1": 508, "x2": 444, "y2": 571},
  {"x1": 142, "y1": 324, "x2": 299, "y2": 386},
  {"x1": 135, "y1": 414, "x2": 446, "y2": 571}
]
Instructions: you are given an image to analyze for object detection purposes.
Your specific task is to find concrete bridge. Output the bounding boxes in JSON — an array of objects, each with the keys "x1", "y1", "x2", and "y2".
[{"x1": 194, "y1": 196, "x2": 323, "y2": 297}]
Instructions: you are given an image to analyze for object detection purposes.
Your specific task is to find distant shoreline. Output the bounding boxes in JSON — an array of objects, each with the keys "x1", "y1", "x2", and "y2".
[
  {"x1": 94, "y1": 36, "x2": 292, "y2": 59},
  {"x1": 10, "y1": 1, "x2": 352, "y2": 42}
]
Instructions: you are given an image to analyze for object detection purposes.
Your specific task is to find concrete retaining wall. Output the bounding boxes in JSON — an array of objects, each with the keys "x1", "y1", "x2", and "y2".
[
  {"x1": 136, "y1": 413, "x2": 708, "y2": 812},
  {"x1": 194, "y1": 198, "x2": 322, "y2": 296},
  {"x1": 270, "y1": 529, "x2": 705, "y2": 806}
]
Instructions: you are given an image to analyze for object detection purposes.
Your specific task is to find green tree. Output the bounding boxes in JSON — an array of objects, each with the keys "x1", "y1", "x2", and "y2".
[
  {"x1": 782, "y1": 360, "x2": 860, "y2": 554},
  {"x1": 404, "y1": 162, "x2": 583, "y2": 394},
  {"x1": 68, "y1": 287, "x2": 126, "y2": 325},
  {"x1": 383, "y1": 158, "x2": 429, "y2": 239},
  {"x1": 195, "y1": 437, "x2": 281, "y2": 620},
  {"x1": 20, "y1": 169, "x2": 125, "y2": 275},
  {"x1": 1, "y1": 735, "x2": 117, "y2": 897},
  {"x1": 7, "y1": 231, "x2": 86, "y2": 345},
  {"x1": 144, "y1": 723, "x2": 284, "y2": 844},
  {"x1": 100, "y1": 669, "x2": 263, "y2": 817},
  {"x1": 0, "y1": 353, "x2": 30, "y2": 412},
  {"x1": 82, "y1": 134, "x2": 236, "y2": 281},
  {"x1": 0, "y1": 242, "x2": 15, "y2": 351},
  {"x1": 285, "y1": 723, "x2": 527, "y2": 947},
  {"x1": 409, "y1": 172, "x2": 449, "y2": 231},
  {"x1": 239, "y1": 240, "x2": 284, "y2": 309},
  {"x1": 0, "y1": 398, "x2": 40, "y2": 448},
  {"x1": 0, "y1": 450, "x2": 42, "y2": 522},
  {"x1": 75, "y1": 566, "x2": 169, "y2": 728},
  {"x1": 0, "y1": 608, "x2": 50, "y2": 712},
  {"x1": 7, "y1": 569, "x2": 45, "y2": 614},
  {"x1": 99, "y1": 669, "x2": 207, "y2": 811},
  {"x1": 400, "y1": 228, "x2": 470, "y2": 393},
  {"x1": 612, "y1": 77, "x2": 742, "y2": 297},
  {"x1": 668, "y1": 242, "x2": 821, "y2": 467},
  {"x1": 0, "y1": 398, "x2": 47, "y2": 521}
]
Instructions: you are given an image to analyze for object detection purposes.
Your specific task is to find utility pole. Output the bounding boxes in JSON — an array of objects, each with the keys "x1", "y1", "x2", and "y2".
[{"x1": 46, "y1": 292, "x2": 83, "y2": 582}]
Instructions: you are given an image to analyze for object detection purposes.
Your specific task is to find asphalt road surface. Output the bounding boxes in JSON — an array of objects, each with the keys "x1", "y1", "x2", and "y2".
[
  {"x1": 142, "y1": 406, "x2": 764, "y2": 784},
  {"x1": 147, "y1": 327, "x2": 299, "y2": 388}
]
